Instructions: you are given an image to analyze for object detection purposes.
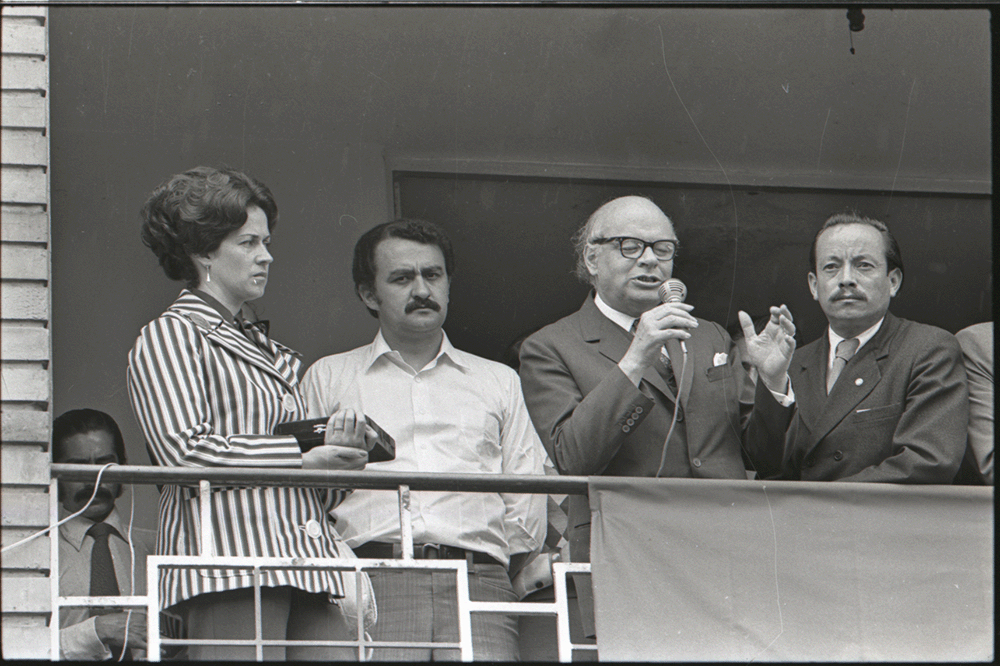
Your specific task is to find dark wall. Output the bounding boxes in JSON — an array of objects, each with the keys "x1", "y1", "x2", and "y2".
[
  {"x1": 398, "y1": 173, "x2": 992, "y2": 363},
  {"x1": 45, "y1": 6, "x2": 991, "y2": 527}
]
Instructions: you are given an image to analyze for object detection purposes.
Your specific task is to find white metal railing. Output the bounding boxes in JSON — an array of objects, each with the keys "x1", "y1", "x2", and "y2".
[{"x1": 49, "y1": 465, "x2": 595, "y2": 662}]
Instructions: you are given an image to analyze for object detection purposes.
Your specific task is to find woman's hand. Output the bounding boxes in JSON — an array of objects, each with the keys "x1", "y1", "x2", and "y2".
[
  {"x1": 301, "y1": 408, "x2": 376, "y2": 470},
  {"x1": 323, "y1": 408, "x2": 369, "y2": 449},
  {"x1": 301, "y1": 444, "x2": 367, "y2": 470}
]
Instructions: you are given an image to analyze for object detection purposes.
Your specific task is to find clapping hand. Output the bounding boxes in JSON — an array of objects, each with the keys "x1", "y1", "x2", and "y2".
[{"x1": 738, "y1": 305, "x2": 796, "y2": 393}]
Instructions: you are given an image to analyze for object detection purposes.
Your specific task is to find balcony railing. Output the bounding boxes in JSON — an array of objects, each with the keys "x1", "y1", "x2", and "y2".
[{"x1": 49, "y1": 463, "x2": 593, "y2": 662}]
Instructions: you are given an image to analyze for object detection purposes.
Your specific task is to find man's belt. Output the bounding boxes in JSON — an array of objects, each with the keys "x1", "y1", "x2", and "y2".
[{"x1": 353, "y1": 541, "x2": 503, "y2": 568}]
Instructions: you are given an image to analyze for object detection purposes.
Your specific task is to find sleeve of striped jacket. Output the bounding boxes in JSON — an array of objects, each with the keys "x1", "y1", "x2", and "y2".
[{"x1": 127, "y1": 314, "x2": 304, "y2": 468}]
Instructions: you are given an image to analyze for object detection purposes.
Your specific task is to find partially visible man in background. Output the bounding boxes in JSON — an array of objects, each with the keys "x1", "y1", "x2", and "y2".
[
  {"x1": 54, "y1": 408, "x2": 153, "y2": 660},
  {"x1": 955, "y1": 321, "x2": 993, "y2": 484}
]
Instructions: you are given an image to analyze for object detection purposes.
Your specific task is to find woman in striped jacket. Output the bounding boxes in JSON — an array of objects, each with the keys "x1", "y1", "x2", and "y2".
[{"x1": 127, "y1": 167, "x2": 371, "y2": 660}]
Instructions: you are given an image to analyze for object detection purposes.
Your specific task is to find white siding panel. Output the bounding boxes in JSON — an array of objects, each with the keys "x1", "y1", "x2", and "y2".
[
  {"x1": 0, "y1": 244, "x2": 48, "y2": 280},
  {"x1": 0, "y1": 91, "x2": 45, "y2": 128},
  {"x1": 0, "y1": 408, "x2": 50, "y2": 444},
  {"x1": 0, "y1": 488, "x2": 48, "y2": 527},
  {"x1": 0, "y1": 363, "x2": 50, "y2": 402},
  {"x1": 0, "y1": 614, "x2": 50, "y2": 659},
  {"x1": 0, "y1": 207, "x2": 47, "y2": 242},
  {"x1": 0, "y1": 325, "x2": 48, "y2": 360},
  {"x1": 1, "y1": 446, "x2": 48, "y2": 485},
  {"x1": 1, "y1": 128, "x2": 46, "y2": 165},
  {"x1": 0, "y1": 55, "x2": 46, "y2": 91},
  {"x1": 0, "y1": 576, "x2": 49, "y2": 613},
  {"x1": 0, "y1": 165, "x2": 46, "y2": 204},
  {"x1": 0, "y1": 529, "x2": 49, "y2": 571},
  {"x1": 0, "y1": 282, "x2": 49, "y2": 321},
  {"x1": 1, "y1": 23, "x2": 45, "y2": 56}
]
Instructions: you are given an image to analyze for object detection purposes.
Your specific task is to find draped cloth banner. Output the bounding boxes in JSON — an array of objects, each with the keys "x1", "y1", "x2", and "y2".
[{"x1": 589, "y1": 477, "x2": 993, "y2": 661}]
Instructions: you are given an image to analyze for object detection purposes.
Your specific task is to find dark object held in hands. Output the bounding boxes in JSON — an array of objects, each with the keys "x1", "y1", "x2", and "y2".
[{"x1": 276, "y1": 416, "x2": 396, "y2": 462}]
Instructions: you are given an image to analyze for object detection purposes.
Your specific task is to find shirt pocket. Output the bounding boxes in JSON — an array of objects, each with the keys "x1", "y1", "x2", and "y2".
[{"x1": 852, "y1": 402, "x2": 903, "y2": 423}]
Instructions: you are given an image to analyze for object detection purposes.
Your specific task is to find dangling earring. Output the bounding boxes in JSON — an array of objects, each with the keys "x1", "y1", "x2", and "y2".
[{"x1": 205, "y1": 265, "x2": 211, "y2": 283}]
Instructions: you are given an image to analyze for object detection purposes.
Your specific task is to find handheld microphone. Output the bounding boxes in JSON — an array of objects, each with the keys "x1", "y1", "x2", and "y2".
[
  {"x1": 658, "y1": 278, "x2": 689, "y2": 353},
  {"x1": 658, "y1": 278, "x2": 687, "y2": 304}
]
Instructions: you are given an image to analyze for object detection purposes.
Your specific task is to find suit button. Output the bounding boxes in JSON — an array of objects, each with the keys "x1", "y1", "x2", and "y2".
[
  {"x1": 635, "y1": 406, "x2": 643, "y2": 414},
  {"x1": 833, "y1": 450, "x2": 844, "y2": 461},
  {"x1": 622, "y1": 425, "x2": 630, "y2": 433},
  {"x1": 626, "y1": 418, "x2": 634, "y2": 426},
  {"x1": 283, "y1": 394, "x2": 297, "y2": 411},
  {"x1": 692, "y1": 458, "x2": 702, "y2": 468}
]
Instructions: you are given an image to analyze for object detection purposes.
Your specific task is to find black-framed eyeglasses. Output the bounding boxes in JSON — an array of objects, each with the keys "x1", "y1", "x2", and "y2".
[{"x1": 590, "y1": 236, "x2": 679, "y2": 261}]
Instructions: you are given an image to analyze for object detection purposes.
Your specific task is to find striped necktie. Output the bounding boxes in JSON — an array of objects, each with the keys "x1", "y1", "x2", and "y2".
[{"x1": 827, "y1": 337, "x2": 860, "y2": 394}]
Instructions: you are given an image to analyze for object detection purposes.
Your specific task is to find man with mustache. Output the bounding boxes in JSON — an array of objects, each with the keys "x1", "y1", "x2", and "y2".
[
  {"x1": 752, "y1": 212, "x2": 969, "y2": 482},
  {"x1": 301, "y1": 219, "x2": 546, "y2": 660},
  {"x1": 53, "y1": 409, "x2": 153, "y2": 660}
]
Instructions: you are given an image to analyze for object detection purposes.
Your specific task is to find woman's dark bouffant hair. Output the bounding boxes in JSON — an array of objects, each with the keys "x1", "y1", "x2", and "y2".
[{"x1": 140, "y1": 166, "x2": 279, "y2": 287}]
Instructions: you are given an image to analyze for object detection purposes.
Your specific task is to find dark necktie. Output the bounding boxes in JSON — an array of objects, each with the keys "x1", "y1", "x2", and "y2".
[
  {"x1": 827, "y1": 337, "x2": 860, "y2": 394},
  {"x1": 87, "y1": 523, "x2": 132, "y2": 660}
]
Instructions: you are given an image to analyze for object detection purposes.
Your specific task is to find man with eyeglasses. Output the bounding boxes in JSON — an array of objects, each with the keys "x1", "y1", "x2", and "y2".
[{"x1": 518, "y1": 195, "x2": 797, "y2": 645}]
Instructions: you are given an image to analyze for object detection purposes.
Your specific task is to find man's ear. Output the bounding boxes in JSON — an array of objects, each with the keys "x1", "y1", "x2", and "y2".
[
  {"x1": 583, "y1": 244, "x2": 600, "y2": 279},
  {"x1": 358, "y1": 285, "x2": 380, "y2": 313},
  {"x1": 888, "y1": 268, "x2": 902, "y2": 297},
  {"x1": 807, "y1": 272, "x2": 819, "y2": 301}
]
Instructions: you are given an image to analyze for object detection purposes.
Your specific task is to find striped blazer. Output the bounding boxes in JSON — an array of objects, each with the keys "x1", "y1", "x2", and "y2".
[{"x1": 127, "y1": 290, "x2": 348, "y2": 609}]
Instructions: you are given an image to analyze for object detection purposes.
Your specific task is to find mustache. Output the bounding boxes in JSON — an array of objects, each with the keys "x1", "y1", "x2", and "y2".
[
  {"x1": 832, "y1": 289, "x2": 866, "y2": 301},
  {"x1": 405, "y1": 297, "x2": 441, "y2": 313},
  {"x1": 75, "y1": 486, "x2": 116, "y2": 505}
]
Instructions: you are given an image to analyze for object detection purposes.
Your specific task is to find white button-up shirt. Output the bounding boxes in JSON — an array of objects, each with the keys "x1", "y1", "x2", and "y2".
[
  {"x1": 825, "y1": 318, "x2": 884, "y2": 372},
  {"x1": 301, "y1": 331, "x2": 546, "y2": 566}
]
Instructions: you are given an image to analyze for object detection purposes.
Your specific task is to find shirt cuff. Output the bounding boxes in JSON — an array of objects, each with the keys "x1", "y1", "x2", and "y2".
[
  {"x1": 61, "y1": 616, "x2": 112, "y2": 661},
  {"x1": 768, "y1": 377, "x2": 795, "y2": 407}
]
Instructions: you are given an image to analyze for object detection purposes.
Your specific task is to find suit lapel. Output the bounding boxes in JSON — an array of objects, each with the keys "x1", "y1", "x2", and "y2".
[
  {"x1": 796, "y1": 315, "x2": 896, "y2": 458},
  {"x1": 168, "y1": 291, "x2": 300, "y2": 390},
  {"x1": 579, "y1": 296, "x2": 676, "y2": 401}
]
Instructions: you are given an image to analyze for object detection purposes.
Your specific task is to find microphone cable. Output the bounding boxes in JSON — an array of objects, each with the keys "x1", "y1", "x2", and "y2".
[
  {"x1": 655, "y1": 346, "x2": 687, "y2": 479},
  {"x1": 0, "y1": 462, "x2": 118, "y2": 554}
]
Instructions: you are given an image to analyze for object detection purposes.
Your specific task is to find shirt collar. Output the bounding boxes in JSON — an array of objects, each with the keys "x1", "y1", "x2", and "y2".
[
  {"x1": 365, "y1": 329, "x2": 469, "y2": 373},
  {"x1": 190, "y1": 288, "x2": 238, "y2": 323},
  {"x1": 826, "y1": 317, "x2": 884, "y2": 364},
  {"x1": 59, "y1": 506, "x2": 131, "y2": 552},
  {"x1": 593, "y1": 292, "x2": 638, "y2": 333}
]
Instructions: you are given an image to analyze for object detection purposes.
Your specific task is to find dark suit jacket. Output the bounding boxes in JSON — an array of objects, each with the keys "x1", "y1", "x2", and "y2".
[
  {"x1": 519, "y1": 294, "x2": 790, "y2": 561},
  {"x1": 955, "y1": 322, "x2": 993, "y2": 484},
  {"x1": 752, "y1": 311, "x2": 969, "y2": 483}
]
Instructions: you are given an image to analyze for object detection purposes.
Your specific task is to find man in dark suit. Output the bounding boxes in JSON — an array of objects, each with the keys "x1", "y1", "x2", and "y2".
[
  {"x1": 517, "y1": 195, "x2": 797, "y2": 642},
  {"x1": 753, "y1": 212, "x2": 969, "y2": 482}
]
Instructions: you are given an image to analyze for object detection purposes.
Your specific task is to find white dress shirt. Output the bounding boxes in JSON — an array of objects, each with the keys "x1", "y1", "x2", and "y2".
[
  {"x1": 825, "y1": 318, "x2": 884, "y2": 371},
  {"x1": 300, "y1": 331, "x2": 547, "y2": 567}
]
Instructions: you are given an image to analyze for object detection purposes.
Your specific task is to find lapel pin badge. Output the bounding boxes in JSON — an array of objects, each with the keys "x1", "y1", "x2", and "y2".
[{"x1": 855, "y1": 378, "x2": 864, "y2": 386}]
